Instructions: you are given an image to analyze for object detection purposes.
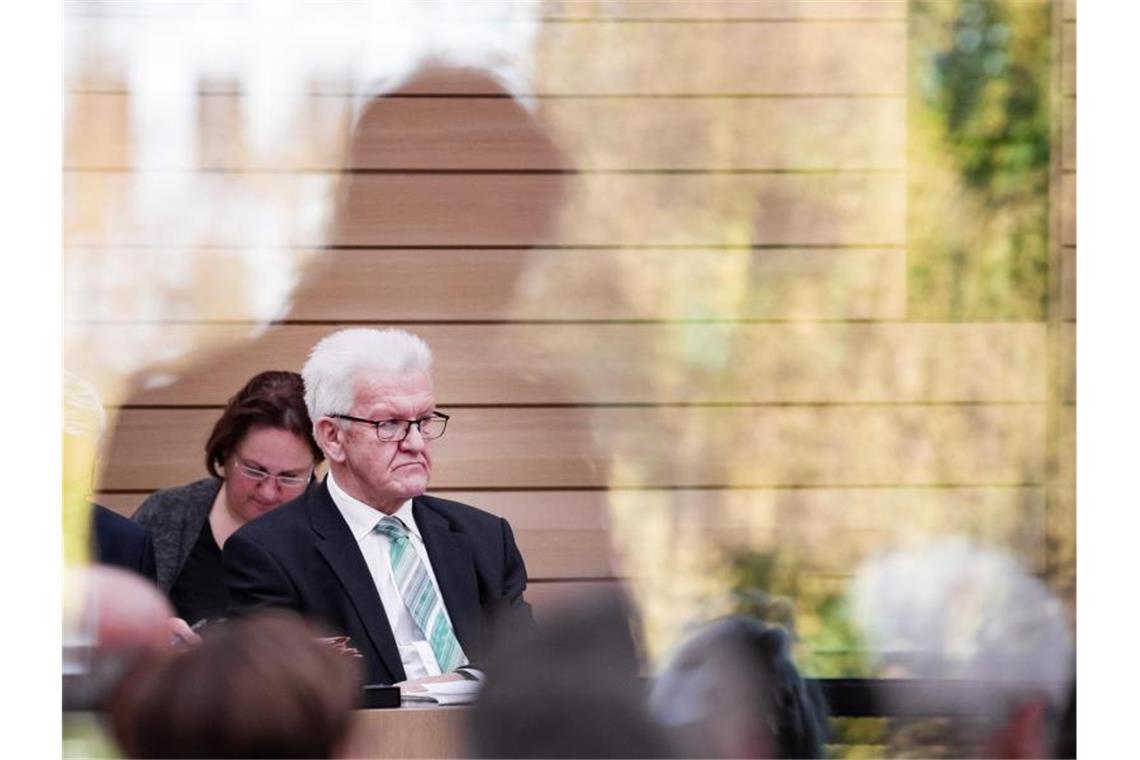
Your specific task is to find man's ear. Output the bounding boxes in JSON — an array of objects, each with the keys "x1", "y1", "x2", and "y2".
[{"x1": 315, "y1": 418, "x2": 347, "y2": 464}]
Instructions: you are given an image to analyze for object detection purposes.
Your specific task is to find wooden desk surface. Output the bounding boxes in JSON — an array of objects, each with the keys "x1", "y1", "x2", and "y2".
[
  {"x1": 64, "y1": 706, "x2": 471, "y2": 759},
  {"x1": 347, "y1": 704, "x2": 470, "y2": 759}
]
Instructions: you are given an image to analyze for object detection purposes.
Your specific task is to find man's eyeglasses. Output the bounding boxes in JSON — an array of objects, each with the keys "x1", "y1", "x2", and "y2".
[
  {"x1": 331, "y1": 411, "x2": 450, "y2": 442},
  {"x1": 234, "y1": 461, "x2": 313, "y2": 489}
]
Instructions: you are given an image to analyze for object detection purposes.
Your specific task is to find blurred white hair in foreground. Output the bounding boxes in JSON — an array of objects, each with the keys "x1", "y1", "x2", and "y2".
[
  {"x1": 65, "y1": 0, "x2": 538, "y2": 393},
  {"x1": 847, "y1": 537, "x2": 1073, "y2": 718},
  {"x1": 63, "y1": 371, "x2": 107, "y2": 440}
]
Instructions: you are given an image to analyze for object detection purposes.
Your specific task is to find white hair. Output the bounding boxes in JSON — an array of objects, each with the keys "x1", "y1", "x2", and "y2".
[
  {"x1": 301, "y1": 327, "x2": 434, "y2": 422},
  {"x1": 847, "y1": 537, "x2": 1073, "y2": 725}
]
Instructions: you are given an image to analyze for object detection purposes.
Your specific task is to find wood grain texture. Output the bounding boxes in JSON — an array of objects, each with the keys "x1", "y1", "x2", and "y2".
[
  {"x1": 1062, "y1": 21, "x2": 1075, "y2": 96},
  {"x1": 65, "y1": 247, "x2": 907, "y2": 322},
  {"x1": 1062, "y1": 96, "x2": 1075, "y2": 171},
  {"x1": 1061, "y1": 172, "x2": 1074, "y2": 245},
  {"x1": 347, "y1": 706, "x2": 466, "y2": 760},
  {"x1": 86, "y1": 322, "x2": 1047, "y2": 406},
  {"x1": 1061, "y1": 246, "x2": 1075, "y2": 321},
  {"x1": 1060, "y1": 323, "x2": 1075, "y2": 404},
  {"x1": 67, "y1": 1, "x2": 907, "y2": 21},
  {"x1": 99, "y1": 405, "x2": 1046, "y2": 492},
  {"x1": 65, "y1": 93, "x2": 905, "y2": 171},
  {"x1": 66, "y1": 18, "x2": 905, "y2": 95},
  {"x1": 65, "y1": 172, "x2": 907, "y2": 247},
  {"x1": 548, "y1": 1, "x2": 908, "y2": 19}
]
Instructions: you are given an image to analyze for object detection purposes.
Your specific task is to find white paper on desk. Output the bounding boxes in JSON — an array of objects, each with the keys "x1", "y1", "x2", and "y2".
[{"x1": 400, "y1": 679, "x2": 482, "y2": 706}]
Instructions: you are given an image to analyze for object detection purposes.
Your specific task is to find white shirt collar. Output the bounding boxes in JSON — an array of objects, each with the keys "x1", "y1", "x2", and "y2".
[{"x1": 326, "y1": 471, "x2": 418, "y2": 542}]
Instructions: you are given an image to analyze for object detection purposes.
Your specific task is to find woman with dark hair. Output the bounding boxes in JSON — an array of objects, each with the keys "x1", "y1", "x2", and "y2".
[{"x1": 133, "y1": 371, "x2": 323, "y2": 625}]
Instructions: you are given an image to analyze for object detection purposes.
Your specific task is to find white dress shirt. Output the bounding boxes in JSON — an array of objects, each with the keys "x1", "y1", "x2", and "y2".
[{"x1": 326, "y1": 472, "x2": 467, "y2": 680}]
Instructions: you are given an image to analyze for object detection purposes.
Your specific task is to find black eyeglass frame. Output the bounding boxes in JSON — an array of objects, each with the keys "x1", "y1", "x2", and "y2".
[{"x1": 330, "y1": 410, "x2": 450, "y2": 442}]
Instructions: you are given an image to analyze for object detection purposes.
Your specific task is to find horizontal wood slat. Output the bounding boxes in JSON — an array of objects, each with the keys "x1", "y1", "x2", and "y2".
[
  {"x1": 84, "y1": 323, "x2": 1047, "y2": 406},
  {"x1": 64, "y1": 173, "x2": 907, "y2": 247},
  {"x1": 1061, "y1": 246, "x2": 1075, "y2": 320},
  {"x1": 65, "y1": 93, "x2": 906, "y2": 171},
  {"x1": 1062, "y1": 96, "x2": 1075, "y2": 171},
  {"x1": 1062, "y1": 21, "x2": 1075, "y2": 95},
  {"x1": 1056, "y1": 405, "x2": 1074, "y2": 489},
  {"x1": 65, "y1": 247, "x2": 907, "y2": 322},
  {"x1": 537, "y1": 21, "x2": 906, "y2": 95},
  {"x1": 67, "y1": 1, "x2": 908, "y2": 22},
  {"x1": 95, "y1": 486, "x2": 1044, "y2": 581},
  {"x1": 1060, "y1": 323, "x2": 1075, "y2": 404},
  {"x1": 66, "y1": 19, "x2": 906, "y2": 95},
  {"x1": 1061, "y1": 172, "x2": 1074, "y2": 246},
  {"x1": 550, "y1": 1, "x2": 908, "y2": 20},
  {"x1": 100, "y1": 405, "x2": 1046, "y2": 492}
]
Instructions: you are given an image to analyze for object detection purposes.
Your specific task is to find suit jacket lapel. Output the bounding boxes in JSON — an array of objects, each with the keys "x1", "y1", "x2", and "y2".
[
  {"x1": 308, "y1": 482, "x2": 406, "y2": 683},
  {"x1": 414, "y1": 497, "x2": 482, "y2": 657}
]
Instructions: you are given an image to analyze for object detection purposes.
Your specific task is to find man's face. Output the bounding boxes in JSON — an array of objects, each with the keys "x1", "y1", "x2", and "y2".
[{"x1": 332, "y1": 370, "x2": 436, "y2": 512}]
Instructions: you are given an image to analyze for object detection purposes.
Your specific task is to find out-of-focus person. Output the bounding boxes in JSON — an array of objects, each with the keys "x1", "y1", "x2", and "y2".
[
  {"x1": 847, "y1": 537, "x2": 1074, "y2": 759},
  {"x1": 468, "y1": 588, "x2": 675, "y2": 759},
  {"x1": 65, "y1": 371, "x2": 159, "y2": 581},
  {"x1": 648, "y1": 616, "x2": 828, "y2": 759},
  {"x1": 108, "y1": 610, "x2": 362, "y2": 759},
  {"x1": 132, "y1": 370, "x2": 323, "y2": 626},
  {"x1": 63, "y1": 565, "x2": 177, "y2": 713},
  {"x1": 224, "y1": 328, "x2": 532, "y2": 687}
]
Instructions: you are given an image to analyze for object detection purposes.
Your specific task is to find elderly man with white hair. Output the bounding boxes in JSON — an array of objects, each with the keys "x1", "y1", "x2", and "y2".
[
  {"x1": 223, "y1": 327, "x2": 532, "y2": 687},
  {"x1": 847, "y1": 538, "x2": 1074, "y2": 758}
]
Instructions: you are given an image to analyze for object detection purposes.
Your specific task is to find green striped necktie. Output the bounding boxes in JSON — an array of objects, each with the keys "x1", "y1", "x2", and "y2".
[{"x1": 374, "y1": 515, "x2": 466, "y2": 673}]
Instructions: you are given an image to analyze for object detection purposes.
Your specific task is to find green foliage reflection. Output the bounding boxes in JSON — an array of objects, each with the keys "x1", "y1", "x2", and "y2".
[{"x1": 909, "y1": 0, "x2": 1052, "y2": 320}]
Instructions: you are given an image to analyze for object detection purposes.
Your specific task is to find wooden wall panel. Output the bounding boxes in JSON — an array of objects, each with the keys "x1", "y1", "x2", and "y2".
[
  {"x1": 543, "y1": 1, "x2": 908, "y2": 20},
  {"x1": 1061, "y1": 246, "x2": 1076, "y2": 320},
  {"x1": 1062, "y1": 21, "x2": 1075, "y2": 96},
  {"x1": 86, "y1": 322, "x2": 1046, "y2": 406},
  {"x1": 100, "y1": 405, "x2": 1045, "y2": 492},
  {"x1": 1061, "y1": 172, "x2": 1075, "y2": 245},
  {"x1": 1062, "y1": 96, "x2": 1075, "y2": 171},
  {"x1": 1060, "y1": 323, "x2": 1076, "y2": 404},
  {"x1": 68, "y1": 1, "x2": 907, "y2": 22},
  {"x1": 66, "y1": 247, "x2": 908, "y2": 322},
  {"x1": 66, "y1": 19, "x2": 906, "y2": 95},
  {"x1": 540, "y1": 22, "x2": 904, "y2": 95},
  {"x1": 67, "y1": 1, "x2": 1072, "y2": 653},
  {"x1": 65, "y1": 172, "x2": 906, "y2": 247},
  {"x1": 66, "y1": 94, "x2": 906, "y2": 171}
]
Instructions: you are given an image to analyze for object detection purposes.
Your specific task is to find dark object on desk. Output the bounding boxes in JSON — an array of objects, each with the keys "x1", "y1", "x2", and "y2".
[
  {"x1": 92, "y1": 504, "x2": 157, "y2": 583},
  {"x1": 361, "y1": 685, "x2": 401, "y2": 710}
]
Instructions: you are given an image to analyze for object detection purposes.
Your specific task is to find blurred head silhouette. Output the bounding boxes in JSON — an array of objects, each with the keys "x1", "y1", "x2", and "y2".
[
  {"x1": 108, "y1": 610, "x2": 361, "y2": 759},
  {"x1": 847, "y1": 537, "x2": 1074, "y2": 758},
  {"x1": 649, "y1": 616, "x2": 828, "y2": 758},
  {"x1": 469, "y1": 588, "x2": 675, "y2": 759}
]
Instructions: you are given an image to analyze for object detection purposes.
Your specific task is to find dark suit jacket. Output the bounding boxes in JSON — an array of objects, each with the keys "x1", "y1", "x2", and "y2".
[
  {"x1": 222, "y1": 479, "x2": 532, "y2": 685},
  {"x1": 92, "y1": 504, "x2": 158, "y2": 583}
]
